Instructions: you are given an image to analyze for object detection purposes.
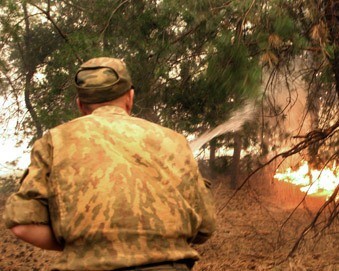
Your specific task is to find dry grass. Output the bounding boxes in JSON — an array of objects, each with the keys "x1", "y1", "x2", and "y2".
[
  {"x1": 0, "y1": 175, "x2": 338, "y2": 271},
  {"x1": 194, "y1": 176, "x2": 338, "y2": 271}
]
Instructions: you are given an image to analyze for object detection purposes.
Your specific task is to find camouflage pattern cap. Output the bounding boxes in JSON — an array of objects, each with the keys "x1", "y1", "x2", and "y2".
[{"x1": 75, "y1": 57, "x2": 133, "y2": 104}]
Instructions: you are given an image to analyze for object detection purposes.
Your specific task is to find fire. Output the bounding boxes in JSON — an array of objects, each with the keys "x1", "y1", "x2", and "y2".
[{"x1": 274, "y1": 161, "x2": 339, "y2": 197}]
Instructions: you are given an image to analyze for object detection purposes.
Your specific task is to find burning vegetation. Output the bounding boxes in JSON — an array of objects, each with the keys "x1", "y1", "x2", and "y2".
[{"x1": 274, "y1": 161, "x2": 338, "y2": 198}]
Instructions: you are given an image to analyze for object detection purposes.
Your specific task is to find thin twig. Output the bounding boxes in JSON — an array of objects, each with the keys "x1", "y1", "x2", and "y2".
[
  {"x1": 218, "y1": 120, "x2": 339, "y2": 213},
  {"x1": 99, "y1": 0, "x2": 130, "y2": 43},
  {"x1": 29, "y1": 2, "x2": 82, "y2": 62},
  {"x1": 287, "y1": 184, "x2": 339, "y2": 258}
]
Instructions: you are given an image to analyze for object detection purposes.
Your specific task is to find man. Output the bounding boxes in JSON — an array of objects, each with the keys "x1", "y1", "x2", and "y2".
[{"x1": 4, "y1": 57, "x2": 216, "y2": 271}]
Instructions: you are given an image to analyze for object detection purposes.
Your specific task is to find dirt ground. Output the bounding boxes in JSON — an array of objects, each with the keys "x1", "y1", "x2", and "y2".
[{"x1": 0, "y1": 176, "x2": 338, "y2": 271}]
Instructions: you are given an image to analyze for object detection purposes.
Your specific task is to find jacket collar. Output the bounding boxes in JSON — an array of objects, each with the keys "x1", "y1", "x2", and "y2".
[{"x1": 92, "y1": 105, "x2": 128, "y2": 116}]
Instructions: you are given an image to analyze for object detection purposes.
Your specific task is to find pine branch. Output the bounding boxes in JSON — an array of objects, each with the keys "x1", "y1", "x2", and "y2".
[
  {"x1": 287, "y1": 184, "x2": 339, "y2": 258},
  {"x1": 29, "y1": 1, "x2": 82, "y2": 62},
  {"x1": 218, "y1": 119, "x2": 339, "y2": 213},
  {"x1": 99, "y1": 0, "x2": 130, "y2": 43}
]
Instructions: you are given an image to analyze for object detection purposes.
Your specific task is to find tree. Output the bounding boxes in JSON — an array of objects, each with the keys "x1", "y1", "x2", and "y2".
[
  {"x1": 0, "y1": 0, "x2": 337, "y2": 181},
  {"x1": 0, "y1": 0, "x2": 338, "y2": 267},
  {"x1": 0, "y1": 1, "x2": 66, "y2": 140}
]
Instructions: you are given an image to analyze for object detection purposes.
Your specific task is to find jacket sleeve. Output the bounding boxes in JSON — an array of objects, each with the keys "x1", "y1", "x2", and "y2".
[
  {"x1": 176, "y1": 137, "x2": 216, "y2": 244},
  {"x1": 189, "y1": 173, "x2": 216, "y2": 244},
  {"x1": 3, "y1": 133, "x2": 52, "y2": 228}
]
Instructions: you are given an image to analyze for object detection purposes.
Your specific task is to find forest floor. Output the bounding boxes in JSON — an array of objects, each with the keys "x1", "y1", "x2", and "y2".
[{"x1": 0, "y1": 175, "x2": 338, "y2": 271}]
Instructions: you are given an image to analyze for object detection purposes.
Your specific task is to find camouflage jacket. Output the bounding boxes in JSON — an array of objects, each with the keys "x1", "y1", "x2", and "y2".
[{"x1": 4, "y1": 106, "x2": 216, "y2": 270}]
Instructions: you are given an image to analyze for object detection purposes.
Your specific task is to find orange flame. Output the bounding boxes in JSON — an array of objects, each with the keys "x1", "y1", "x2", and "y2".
[{"x1": 274, "y1": 161, "x2": 338, "y2": 198}]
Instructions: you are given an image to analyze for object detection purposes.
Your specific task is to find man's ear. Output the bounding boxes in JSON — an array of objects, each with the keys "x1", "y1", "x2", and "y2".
[
  {"x1": 129, "y1": 88, "x2": 134, "y2": 102},
  {"x1": 126, "y1": 89, "x2": 134, "y2": 114},
  {"x1": 76, "y1": 98, "x2": 87, "y2": 116}
]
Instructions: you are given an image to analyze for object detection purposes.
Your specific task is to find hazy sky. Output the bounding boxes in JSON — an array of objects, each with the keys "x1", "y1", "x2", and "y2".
[{"x1": 0, "y1": 97, "x2": 30, "y2": 176}]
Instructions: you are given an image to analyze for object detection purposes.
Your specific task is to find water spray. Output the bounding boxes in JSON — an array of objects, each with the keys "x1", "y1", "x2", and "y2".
[{"x1": 189, "y1": 102, "x2": 256, "y2": 153}]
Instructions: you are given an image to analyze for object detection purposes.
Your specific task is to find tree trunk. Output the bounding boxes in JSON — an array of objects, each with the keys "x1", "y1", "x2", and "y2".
[
  {"x1": 209, "y1": 138, "x2": 216, "y2": 172},
  {"x1": 24, "y1": 72, "x2": 43, "y2": 139},
  {"x1": 23, "y1": 3, "x2": 43, "y2": 139},
  {"x1": 325, "y1": 0, "x2": 339, "y2": 96},
  {"x1": 230, "y1": 133, "x2": 242, "y2": 189},
  {"x1": 307, "y1": 85, "x2": 321, "y2": 168},
  {"x1": 334, "y1": 48, "x2": 339, "y2": 97}
]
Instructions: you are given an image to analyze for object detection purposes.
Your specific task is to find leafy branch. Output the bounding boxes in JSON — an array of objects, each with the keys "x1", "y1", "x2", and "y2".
[{"x1": 29, "y1": 1, "x2": 83, "y2": 62}]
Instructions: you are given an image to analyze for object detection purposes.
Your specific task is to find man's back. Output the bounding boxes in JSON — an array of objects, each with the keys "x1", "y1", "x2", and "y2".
[{"x1": 45, "y1": 105, "x2": 215, "y2": 270}]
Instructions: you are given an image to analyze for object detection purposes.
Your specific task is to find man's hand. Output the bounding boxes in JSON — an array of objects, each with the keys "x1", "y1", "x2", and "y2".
[{"x1": 10, "y1": 224, "x2": 64, "y2": 251}]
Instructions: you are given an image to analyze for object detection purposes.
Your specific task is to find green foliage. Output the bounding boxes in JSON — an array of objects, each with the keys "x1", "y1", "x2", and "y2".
[
  {"x1": 325, "y1": 44, "x2": 335, "y2": 61},
  {"x1": 319, "y1": 66, "x2": 336, "y2": 84},
  {"x1": 0, "y1": 0, "x2": 337, "y2": 165},
  {"x1": 273, "y1": 16, "x2": 295, "y2": 40}
]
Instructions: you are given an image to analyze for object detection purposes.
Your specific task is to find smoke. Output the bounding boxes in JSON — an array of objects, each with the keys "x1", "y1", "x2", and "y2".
[
  {"x1": 274, "y1": 78, "x2": 309, "y2": 137},
  {"x1": 188, "y1": 75, "x2": 311, "y2": 158},
  {"x1": 264, "y1": 74, "x2": 312, "y2": 164},
  {"x1": 189, "y1": 102, "x2": 257, "y2": 152}
]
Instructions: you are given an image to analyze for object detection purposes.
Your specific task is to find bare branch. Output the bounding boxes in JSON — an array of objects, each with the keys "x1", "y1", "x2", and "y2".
[
  {"x1": 29, "y1": 2, "x2": 83, "y2": 62},
  {"x1": 287, "y1": 184, "x2": 339, "y2": 258},
  {"x1": 63, "y1": 0, "x2": 85, "y2": 12},
  {"x1": 210, "y1": 1, "x2": 233, "y2": 11},
  {"x1": 218, "y1": 119, "x2": 339, "y2": 213},
  {"x1": 99, "y1": 0, "x2": 130, "y2": 44},
  {"x1": 237, "y1": 0, "x2": 256, "y2": 41},
  {"x1": 170, "y1": 22, "x2": 204, "y2": 45}
]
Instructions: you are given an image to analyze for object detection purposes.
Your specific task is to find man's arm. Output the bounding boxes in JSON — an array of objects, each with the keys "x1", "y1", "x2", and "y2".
[
  {"x1": 179, "y1": 138, "x2": 217, "y2": 244},
  {"x1": 3, "y1": 133, "x2": 62, "y2": 250},
  {"x1": 11, "y1": 224, "x2": 63, "y2": 251},
  {"x1": 189, "y1": 177, "x2": 216, "y2": 244}
]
